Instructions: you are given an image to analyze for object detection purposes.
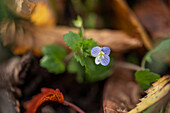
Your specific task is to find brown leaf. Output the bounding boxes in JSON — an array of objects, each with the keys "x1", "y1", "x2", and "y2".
[
  {"x1": 0, "y1": 20, "x2": 142, "y2": 56},
  {"x1": 133, "y1": 0, "x2": 170, "y2": 39},
  {"x1": 105, "y1": 0, "x2": 153, "y2": 50},
  {"x1": 103, "y1": 67, "x2": 141, "y2": 113},
  {"x1": 85, "y1": 29, "x2": 142, "y2": 52}
]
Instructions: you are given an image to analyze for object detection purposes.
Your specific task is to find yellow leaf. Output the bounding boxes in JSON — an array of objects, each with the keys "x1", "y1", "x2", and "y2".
[
  {"x1": 30, "y1": 2, "x2": 56, "y2": 26},
  {"x1": 128, "y1": 75, "x2": 170, "y2": 113}
]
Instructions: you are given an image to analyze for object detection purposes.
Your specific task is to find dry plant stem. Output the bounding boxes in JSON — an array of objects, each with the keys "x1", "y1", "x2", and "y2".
[
  {"x1": 115, "y1": 61, "x2": 143, "y2": 71},
  {"x1": 64, "y1": 101, "x2": 85, "y2": 113}
]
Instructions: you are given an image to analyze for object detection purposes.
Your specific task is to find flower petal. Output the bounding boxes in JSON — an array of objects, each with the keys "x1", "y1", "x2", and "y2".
[
  {"x1": 95, "y1": 56, "x2": 101, "y2": 65},
  {"x1": 102, "y1": 47, "x2": 110, "y2": 55},
  {"x1": 101, "y1": 55, "x2": 110, "y2": 66},
  {"x1": 91, "y1": 46, "x2": 101, "y2": 57}
]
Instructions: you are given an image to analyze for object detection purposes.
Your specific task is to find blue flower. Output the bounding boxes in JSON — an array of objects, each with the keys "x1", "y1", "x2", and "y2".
[{"x1": 91, "y1": 46, "x2": 111, "y2": 66}]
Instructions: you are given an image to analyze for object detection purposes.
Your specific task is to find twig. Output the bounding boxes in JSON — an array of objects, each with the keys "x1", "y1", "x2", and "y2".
[
  {"x1": 64, "y1": 100, "x2": 85, "y2": 113},
  {"x1": 115, "y1": 61, "x2": 144, "y2": 71}
]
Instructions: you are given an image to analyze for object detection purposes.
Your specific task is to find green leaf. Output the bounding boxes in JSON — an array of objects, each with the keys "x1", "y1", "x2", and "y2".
[
  {"x1": 73, "y1": 38, "x2": 98, "y2": 66},
  {"x1": 74, "y1": 48, "x2": 113, "y2": 82},
  {"x1": 142, "y1": 39, "x2": 170, "y2": 73},
  {"x1": 40, "y1": 45, "x2": 67, "y2": 74},
  {"x1": 40, "y1": 56, "x2": 65, "y2": 74},
  {"x1": 74, "y1": 53, "x2": 86, "y2": 66},
  {"x1": 63, "y1": 31, "x2": 82, "y2": 51},
  {"x1": 67, "y1": 58, "x2": 78, "y2": 73},
  {"x1": 135, "y1": 69, "x2": 160, "y2": 90},
  {"x1": 85, "y1": 57, "x2": 113, "y2": 82},
  {"x1": 145, "y1": 39, "x2": 170, "y2": 63},
  {"x1": 42, "y1": 45, "x2": 67, "y2": 60},
  {"x1": 73, "y1": 16, "x2": 83, "y2": 28},
  {"x1": 81, "y1": 38, "x2": 98, "y2": 57},
  {"x1": 68, "y1": 55, "x2": 113, "y2": 83}
]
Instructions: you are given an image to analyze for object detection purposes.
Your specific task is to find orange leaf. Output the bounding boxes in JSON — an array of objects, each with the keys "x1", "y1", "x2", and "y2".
[{"x1": 24, "y1": 88, "x2": 64, "y2": 113}]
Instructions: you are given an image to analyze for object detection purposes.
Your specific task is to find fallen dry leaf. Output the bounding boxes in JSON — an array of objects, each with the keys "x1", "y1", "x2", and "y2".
[
  {"x1": 0, "y1": 20, "x2": 142, "y2": 56},
  {"x1": 103, "y1": 67, "x2": 141, "y2": 113},
  {"x1": 85, "y1": 29, "x2": 142, "y2": 52},
  {"x1": 105, "y1": 0, "x2": 153, "y2": 50},
  {"x1": 133, "y1": 0, "x2": 170, "y2": 39},
  {"x1": 24, "y1": 88, "x2": 64, "y2": 113},
  {"x1": 128, "y1": 75, "x2": 170, "y2": 113}
]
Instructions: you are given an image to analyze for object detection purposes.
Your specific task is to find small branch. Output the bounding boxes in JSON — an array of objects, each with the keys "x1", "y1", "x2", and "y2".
[
  {"x1": 115, "y1": 61, "x2": 143, "y2": 71},
  {"x1": 64, "y1": 100, "x2": 85, "y2": 113}
]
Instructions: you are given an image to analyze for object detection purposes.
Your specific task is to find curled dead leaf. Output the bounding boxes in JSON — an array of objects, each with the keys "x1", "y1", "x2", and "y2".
[
  {"x1": 24, "y1": 88, "x2": 64, "y2": 113},
  {"x1": 24, "y1": 87, "x2": 85, "y2": 113}
]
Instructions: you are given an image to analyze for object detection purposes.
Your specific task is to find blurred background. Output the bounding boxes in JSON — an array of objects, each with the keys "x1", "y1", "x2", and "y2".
[{"x1": 0, "y1": 0, "x2": 170, "y2": 113}]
